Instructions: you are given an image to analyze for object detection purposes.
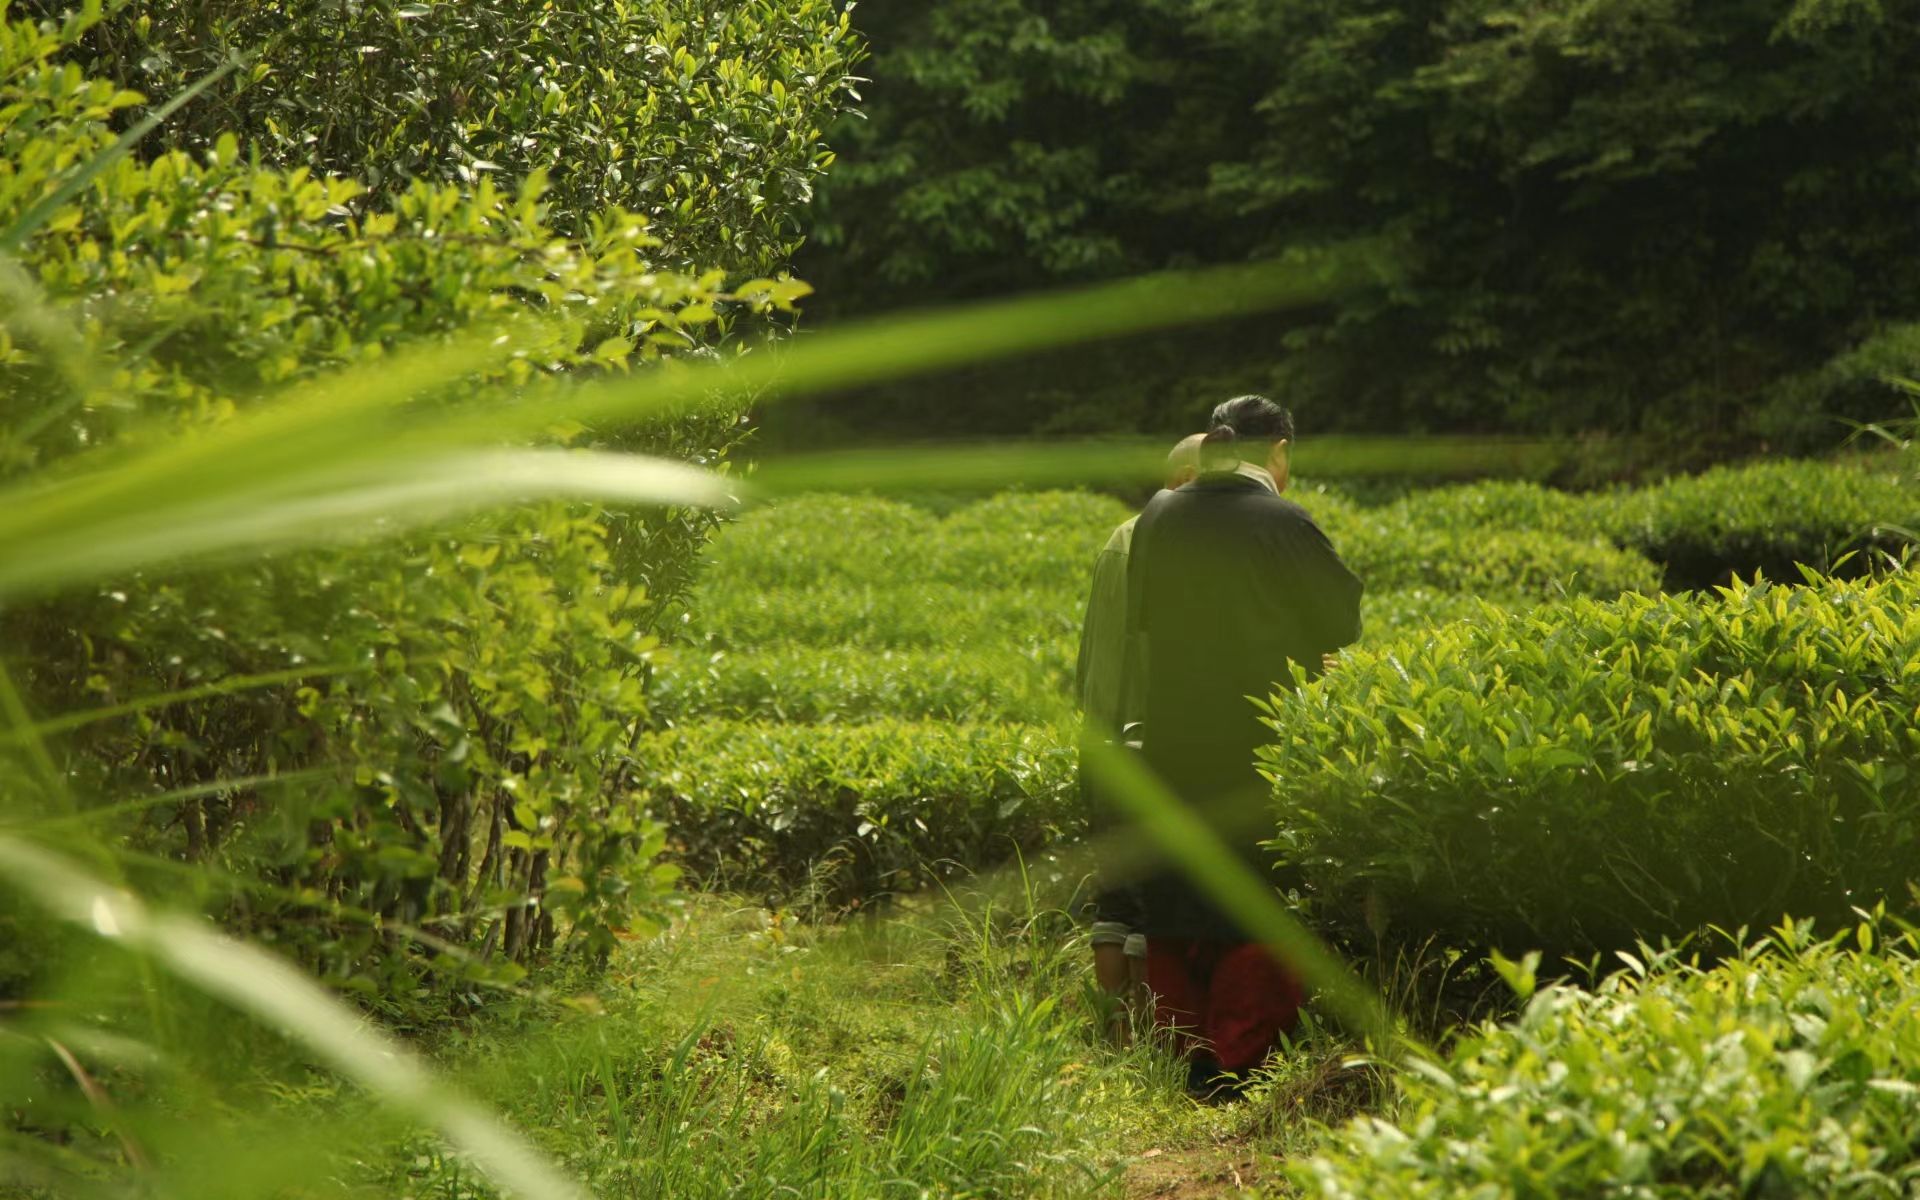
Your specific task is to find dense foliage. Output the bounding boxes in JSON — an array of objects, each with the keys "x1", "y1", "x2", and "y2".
[
  {"x1": 652, "y1": 481, "x2": 1655, "y2": 903},
  {"x1": 62, "y1": 0, "x2": 863, "y2": 266},
  {"x1": 1367, "y1": 459, "x2": 1920, "y2": 589},
  {"x1": 638, "y1": 719, "x2": 1079, "y2": 902},
  {"x1": 0, "y1": 2, "x2": 852, "y2": 996},
  {"x1": 1605, "y1": 459, "x2": 1920, "y2": 588},
  {"x1": 1297, "y1": 925, "x2": 1920, "y2": 1198},
  {"x1": 783, "y1": 0, "x2": 1920, "y2": 449},
  {"x1": 1261, "y1": 574, "x2": 1920, "y2": 961}
]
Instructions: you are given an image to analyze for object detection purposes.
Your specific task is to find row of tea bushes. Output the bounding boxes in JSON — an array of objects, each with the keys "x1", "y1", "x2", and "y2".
[
  {"x1": 1384, "y1": 460, "x2": 1919, "y2": 589},
  {"x1": 1296, "y1": 926, "x2": 1920, "y2": 1198},
  {"x1": 648, "y1": 645, "x2": 1077, "y2": 726},
  {"x1": 1260, "y1": 573, "x2": 1920, "y2": 962},
  {"x1": 662, "y1": 588, "x2": 1524, "y2": 727},
  {"x1": 1335, "y1": 520, "x2": 1662, "y2": 601},
  {"x1": 633, "y1": 719, "x2": 1078, "y2": 901},
  {"x1": 700, "y1": 491, "x2": 1134, "y2": 591},
  {"x1": 691, "y1": 581, "x2": 1083, "y2": 652},
  {"x1": 1605, "y1": 459, "x2": 1919, "y2": 589},
  {"x1": 700, "y1": 488, "x2": 1661, "y2": 620}
]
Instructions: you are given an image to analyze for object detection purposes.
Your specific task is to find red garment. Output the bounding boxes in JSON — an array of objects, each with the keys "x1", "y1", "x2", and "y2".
[{"x1": 1146, "y1": 938, "x2": 1304, "y2": 1073}]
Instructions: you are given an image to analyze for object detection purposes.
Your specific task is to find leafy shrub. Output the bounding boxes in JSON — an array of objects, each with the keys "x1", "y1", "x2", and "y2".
[
  {"x1": 73, "y1": 0, "x2": 863, "y2": 263},
  {"x1": 1354, "y1": 464, "x2": 1919, "y2": 592},
  {"x1": 1260, "y1": 575, "x2": 1920, "y2": 961},
  {"x1": 929, "y1": 489, "x2": 1134, "y2": 587},
  {"x1": 1296, "y1": 926, "x2": 1920, "y2": 1199},
  {"x1": 692, "y1": 581, "x2": 1083, "y2": 651},
  {"x1": 0, "y1": 5, "x2": 844, "y2": 988},
  {"x1": 704, "y1": 490, "x2": 1130, "y2": 592},
  {"x1": 1378, "y1": 479, "x2": 1609, "y2": 541},
  {"x1": 701, "y1": 495, "x2": 945, "y2": 589},
  {"x1": 1600, "y1": 460, "x2": 1920, "y2": 589},
  {"x1": 1334, "y1": 518, "x2": 1662, "y2": 600},
  {"x1": 649, "y1": 645, "x2": 1074, "y2": 726},
  {"x1": 635, "y1": 719, "x2": 1077, "y2": 902},
  {"x1": 1358, "y1": 590, "x2": 1515, "y2": 646}
]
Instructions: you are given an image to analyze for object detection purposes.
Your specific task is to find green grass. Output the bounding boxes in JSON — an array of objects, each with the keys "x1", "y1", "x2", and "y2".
[{"x1": 358, "y1": 890, "x2": 1270, "y2": 1199}]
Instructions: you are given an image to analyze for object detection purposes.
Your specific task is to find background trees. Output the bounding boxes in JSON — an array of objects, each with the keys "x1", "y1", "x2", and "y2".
[{"x1": 778, "y1": 0, "x2": 1920, "y2": 454}]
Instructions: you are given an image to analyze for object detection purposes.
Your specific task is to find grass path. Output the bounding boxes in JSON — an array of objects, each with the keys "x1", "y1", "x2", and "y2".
[{"x1": 376, "y1": 887, "x2": 1356, "y2": 1197}]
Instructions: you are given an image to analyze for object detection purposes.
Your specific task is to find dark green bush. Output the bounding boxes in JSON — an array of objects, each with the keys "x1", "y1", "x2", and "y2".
[
  {"x1": 1296, "y1": 926, "x2": 1920, "y2": 1199},
  {"x1": 799, "y1": 0, "x2": 1920, "y2": 449},
  {"x1": 1599, "y1": 460, "x2": 1920, "y2": 589},
  {"x1": 635, "y1": 720, "x2": 1078, "y2": 903},
  {"x1": 1260, "y1": 574, "x2": 1920, "y2": 961}
]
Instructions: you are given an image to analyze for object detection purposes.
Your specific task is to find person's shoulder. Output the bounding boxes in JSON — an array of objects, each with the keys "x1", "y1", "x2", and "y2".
[
  {"x1": 1102, "y1": 514, "x2": 1139, "y2": 556},
  {"x1": 1264, "y1": 494, "x2": 1312, "y2": 517}
]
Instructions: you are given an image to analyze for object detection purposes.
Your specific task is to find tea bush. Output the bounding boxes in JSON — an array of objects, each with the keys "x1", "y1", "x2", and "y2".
[
  {"x1": 1377, "y1": 479, "x2": 1610, "y2": 542},
  {"x1": 1357, "y1": 590, "x2": 1516, "y2": 646},
  {"x1": 634, "y1": 719, "x2": 1078, "y2": 901},
  {"x1": 1295, "y1": 927, "x2": 1920, "y2": 1199},
  {"x1": 1260, "y1": 574, "x2": 1920, "y2": 961},
  {"x1": 1337, "y1": 520, "x2": 1661, "y2": 601},
  {"x1": 703, "y1": 490, "x2": 1132, "y2": 592},
  {"x1": 1357, "y1": 463, "x2": 1920, "y2": 592},
  {"x1": 929, "y1": 489, "x2": 1136, "y2": 587},
  {"x1": 649, "y1": 645, "x2": 1074, "y2": 726},
  {"x1": 698, "y1": 495, "x2": 947, "y2": 589},
  {"x1": 1600, "y1": 460, "x2": 1920, "y2": 589},
  {"x1": 693, "y1": 581, "x2": 1083, "y2": 652}
]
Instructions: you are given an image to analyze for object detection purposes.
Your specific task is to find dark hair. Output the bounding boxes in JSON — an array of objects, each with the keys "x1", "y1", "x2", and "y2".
[
  {"x1": 1208, "y1": 394, "x2": 1294, "y2": 442},
  {"x1": 1199, "y1": 395, "x2": 1293, "y2": 469}
]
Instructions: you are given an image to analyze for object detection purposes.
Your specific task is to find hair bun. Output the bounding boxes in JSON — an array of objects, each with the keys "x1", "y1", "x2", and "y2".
[{"x1": 1201, "y1": 424, "x2": 1237, "y2": 446}]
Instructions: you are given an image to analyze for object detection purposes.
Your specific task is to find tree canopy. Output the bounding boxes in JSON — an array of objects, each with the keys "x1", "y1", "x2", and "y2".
[{"x1": 788, "y1": 0, "x2": 1920, "y2": 452}]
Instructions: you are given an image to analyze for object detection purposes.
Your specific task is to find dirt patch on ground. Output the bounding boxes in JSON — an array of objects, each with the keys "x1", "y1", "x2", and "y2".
[{"x1": 1123, "y1": 1142, "x2": 1278, "y2": 1199}]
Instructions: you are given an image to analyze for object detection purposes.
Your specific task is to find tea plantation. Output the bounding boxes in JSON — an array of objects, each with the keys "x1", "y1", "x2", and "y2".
[
  {"x1": 647, "y1": 459, "x2": 1918, "y2": 918},
  {"x1": 616, "y1": 457, "x2": 1920, "y2": 1194},
  {"x1": 18, "y1": 1, "x2": 1920, "y2": 1194}
]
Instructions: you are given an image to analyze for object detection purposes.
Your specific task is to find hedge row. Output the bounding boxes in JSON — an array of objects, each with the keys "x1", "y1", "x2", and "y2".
[
  {"x1": 648, "y1": 645, "x2": 1076, "y2": 726},
  {"x1": 691, "y1": 581, "x2": 1082, "y2": 652},
  {"x1": 1605, "y1": 460, "x2": 1919, "y2": 589},
  {"x1": 1260, "y1": 573, "x2": 1920, "y2": 961},
  {"x1": 1337, "y1": 519, "x2": 1661, "y2": 601},
  {"x1": 1297, "y1": 927, "x2": 1920, "y2": 1198},
  {"x1": 702, "y1": 463, "x2": 1915, "y2": 637},
  {"x1": 689, "y1": 488, "x2": 1656, "y2": 655},
  {"x1": 667, "y1": 589, "x2": 1522, "y2": 724},
  {"x1": 702, "y1": 492, "x2": 1131, "y2": 591},
  {"x1": 1384, "y1": 460, "x2": 1919, "y2": 590},
  {"x1": 633, "y1": 720, "x2": 1078, "y2": 902}
]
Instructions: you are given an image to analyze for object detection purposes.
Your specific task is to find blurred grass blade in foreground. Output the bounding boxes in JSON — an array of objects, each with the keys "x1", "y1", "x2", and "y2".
[
  {"x1": 0, "y1": 835, "x2": 589, "y2": 1200},
  {"x1": 0, "y1": 447, "x2": 736, "y2": 600},
  {"x1": 0, "y1": 245, "x2": 1385, "y2": 598},
  {"x1": 747, "y1": 434, "x2": 1590, "y2": 497},
  {"x1": 1077, "y1": 734, "x2": 1423, "y2": 1060}
]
